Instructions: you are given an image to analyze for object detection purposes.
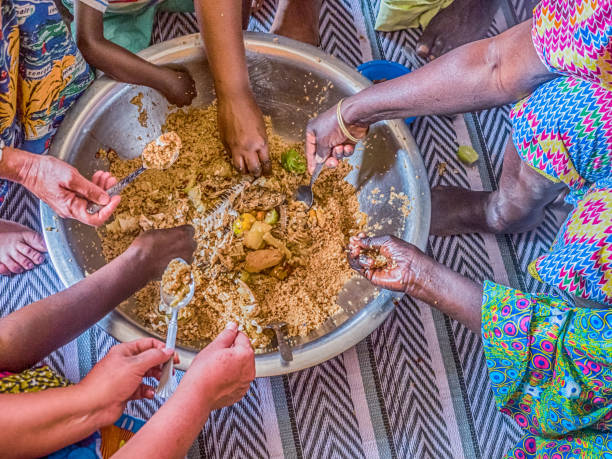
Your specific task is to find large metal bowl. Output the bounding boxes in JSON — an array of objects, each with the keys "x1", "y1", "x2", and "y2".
[{"x1": 41, "y1": 33, "x2": 430, "y2": 376}]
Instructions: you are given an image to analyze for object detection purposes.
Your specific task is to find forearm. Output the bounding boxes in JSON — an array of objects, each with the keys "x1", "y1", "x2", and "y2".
[
  {"x1": 342, "y1": 21, "x2": 554, "y2": 126},
  {"x1": 0, "y1": 146, "x2": 35, "y2": 185},
  {"x1": 0, "y1": 385, "x2": 103, "y2": 458},
  {"x1": 113, "y1": 374, "x2": 212, "y2": 458},
  {"x1": 411, "y1": 259, "x2": 483, "y2": 333},
  {"x1": 195, "y1": 0, "x2": 251, "y2": 98},
  {"x1": 75, "y1": 2, "x2": 170, "y2": 91},
  {"x1": 0, "y1": 246, "x2": 153, "y2": 372}
]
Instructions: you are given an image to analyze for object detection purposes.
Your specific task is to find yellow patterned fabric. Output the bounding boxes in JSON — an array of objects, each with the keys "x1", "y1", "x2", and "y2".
[{"x1": 0, "y1": 366, "x2": 70, "y2": 394}]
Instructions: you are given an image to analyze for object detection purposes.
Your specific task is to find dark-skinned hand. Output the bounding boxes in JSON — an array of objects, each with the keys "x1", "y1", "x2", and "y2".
[
  {"x1": 347, "y1": 233, "x2": 430, "y2": 295},
  {"x1": 305, "y1": 102, "x2": 369, "y2": 174},
  {"x1": 161, "y1": 68, "x2": 197, "y2": 107},
  {"x1": 217, "y1": 92, "x2": 271, "y2": 177}
]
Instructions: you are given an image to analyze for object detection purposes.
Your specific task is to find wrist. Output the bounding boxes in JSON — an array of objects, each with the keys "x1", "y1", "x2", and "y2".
[
  {"x1": 0, "y1": 147, "x2": 36, "y2": 185},
  {"x1": 341, "y1": 95, "x2": 373, "y2": 128},
  {"x1": 69, "y1": 383, "x2": 112, "y2": 430},
  {"x1": 214, "y1": 80, "x2": 253, "y2": 101}
]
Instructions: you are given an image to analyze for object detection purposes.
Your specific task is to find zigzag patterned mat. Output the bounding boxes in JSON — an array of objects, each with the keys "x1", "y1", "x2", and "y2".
[{"x1": 0, "y1": 1, "x2": 568, "y2": 457}]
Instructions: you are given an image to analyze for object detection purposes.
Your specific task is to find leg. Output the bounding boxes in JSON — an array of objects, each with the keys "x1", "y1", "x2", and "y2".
[
  {"x1": 0, "y1": 220, "x2": 47, "y2": 275},
  {"x1": 431, "y1": 138, "x2": 566, "y2": 236},
  {"x1": 270, "y1": 0, "x2": 322, "y2": 46}
]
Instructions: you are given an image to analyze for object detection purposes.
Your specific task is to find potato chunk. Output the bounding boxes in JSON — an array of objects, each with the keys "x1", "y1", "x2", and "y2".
[{"x1": 244, "y1": 248, "x2": 284, "y2": 273}]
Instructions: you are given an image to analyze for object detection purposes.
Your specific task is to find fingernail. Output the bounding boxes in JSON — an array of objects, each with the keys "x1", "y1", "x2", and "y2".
[
  {"x1": 225, "y1": 321, "x2": 238, "y2": 330},
  {"x1": 163, "y1": 347, "x2": 174, "y2": 355}
]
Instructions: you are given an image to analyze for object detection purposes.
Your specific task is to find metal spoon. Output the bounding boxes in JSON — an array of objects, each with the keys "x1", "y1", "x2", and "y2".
[
  {"x1": 295, "y1": 160, "x2": 324, "y2": 209},
  {"x1": 265, "y1": 321, "x2": 293, "y2": 364},
  {"x1": 86, "y1": 132, "x2": 181, "y2": 214},
  {"x1": 156, "y1": 258, "x2": 195, "y2": 398}
]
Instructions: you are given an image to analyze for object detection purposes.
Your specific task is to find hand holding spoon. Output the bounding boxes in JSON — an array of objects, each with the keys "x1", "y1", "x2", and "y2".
[{"x1": 87, "y1": 132, "x2": 182, "y2": 214}]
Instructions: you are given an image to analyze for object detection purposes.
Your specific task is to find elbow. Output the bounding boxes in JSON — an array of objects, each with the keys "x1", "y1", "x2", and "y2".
[{"x1": 483, "y1": 39, "x2": 511, "y2": 101}]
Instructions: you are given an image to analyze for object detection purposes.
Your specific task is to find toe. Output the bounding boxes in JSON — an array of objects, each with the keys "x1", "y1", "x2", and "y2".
[
  {"x1": 16, "y1": 241, "x2": 44, "y2": 265},
  {"x1": 4, "y1": 257, "x2": 24, "y2": 274},
  {"x1": 416, "y1": 29, "x2": 437, "y2": 59},
  {"x1": 429, "y1": 37, "x2": 445, "y2": 60},
  {"x1": 11, "y1": 251, "x2": 34, "y2": 271}
]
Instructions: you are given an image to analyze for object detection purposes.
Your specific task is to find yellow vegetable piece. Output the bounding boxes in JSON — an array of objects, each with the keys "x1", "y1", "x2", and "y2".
[
  {"x1": 244, "y1": 221, "x2": 271, "y2": 249},
  {"x1": 233, "y1": 213, "x2": 256, "y2": 236},
  {"x1": 264, "y1": 208, "x2": 279, "y2": 225}
]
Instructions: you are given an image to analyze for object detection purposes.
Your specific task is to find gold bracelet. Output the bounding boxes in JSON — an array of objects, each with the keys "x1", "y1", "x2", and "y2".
[{"x1": 336, "y1": 98, "x2": 361, "y2": 143}]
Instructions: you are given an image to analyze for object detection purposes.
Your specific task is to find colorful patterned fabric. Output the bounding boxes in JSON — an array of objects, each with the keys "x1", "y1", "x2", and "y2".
[
  {"x1": 512, "y1": 75, "x2": 612, "y2": 306},
  {"x1": 0, "y1": 366, "x2": 143, "y2": 458},
  {"x1": 0, "y1": 366, "x2": 70, "y2": 393},
  {"x1": 0, "y1": 0, "x2": 93, "y2": 202},
  {"x1": 532, "y1": 0, "x2": 612, "y2": 89},
  {"x1": 481, "y1": 281, "x2": 612, "y2": 458}
]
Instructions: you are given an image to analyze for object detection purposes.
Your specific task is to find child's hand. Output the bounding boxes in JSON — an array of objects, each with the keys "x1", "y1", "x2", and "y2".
[
  {"x1": 161, "y1": 69, "x2": 197, "y2": 107},
  {"x1": 78, "y1": 339, "x2": 177, "y2": 427},
  {"x1": 128, "y1": 225, "x2": 196, "y2": 278},
  {"x1": 181, "y1": 322, "x2": 255, "y2": 411},
  {"x1": 217, "y1": 93, "x2": 271, "y2": 177}
]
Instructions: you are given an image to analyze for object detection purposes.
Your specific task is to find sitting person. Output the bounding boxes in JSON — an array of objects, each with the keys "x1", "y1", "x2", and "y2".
[
  {"x1": 0, "y1": 0, "x2": 120, "y2": 276},
  {"x1": 70, "y1": 0, "x2": 322, "y2": 177},
  {"x1": 0, "y1": 225, "x2": 255, "y2": 457},
  {"x1": 306, "y1": 0, "x2": 611, "y2": 304},
  {"x1": 347, "y1": 233, "x2": 611, "y2": 457}
]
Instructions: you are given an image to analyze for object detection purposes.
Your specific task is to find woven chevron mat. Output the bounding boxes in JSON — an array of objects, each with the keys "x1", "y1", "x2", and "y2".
[{"x1": 0, "y1": 1, "x2": 570, "y2": 457}]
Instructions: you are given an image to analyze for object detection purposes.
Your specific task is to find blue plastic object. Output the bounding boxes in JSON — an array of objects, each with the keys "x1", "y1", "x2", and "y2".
[{"x1": 357, "y1": 60, "x2": 416, "y2": 125}]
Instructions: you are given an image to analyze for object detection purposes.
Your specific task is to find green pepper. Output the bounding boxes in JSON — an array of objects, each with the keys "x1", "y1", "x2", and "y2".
[
  {"x1": 264, "y1": 208, "x2": 279, "y2": 225},
  {"x1": 281, "y1": 148, "x2": 307, "y2": 174}
]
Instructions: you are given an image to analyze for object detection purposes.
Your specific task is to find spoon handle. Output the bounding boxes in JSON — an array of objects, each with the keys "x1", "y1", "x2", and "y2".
[
  {"x1": 274, "y1": 326, "x2": 293, "y2": 363},
  {"x1": 86, "y1": 166, "x2": 146, "y2": 215},
  {"x1": 157, "y1": 308, "x2": 178, "y2": 397},
  {"x1": 310, "y1": 161, "x2": 324, "y2": 187}
]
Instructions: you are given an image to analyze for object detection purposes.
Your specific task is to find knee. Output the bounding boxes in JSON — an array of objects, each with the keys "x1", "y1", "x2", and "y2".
[{"x1": 485, "y1": 195, "x2": 541, "y2": 234}]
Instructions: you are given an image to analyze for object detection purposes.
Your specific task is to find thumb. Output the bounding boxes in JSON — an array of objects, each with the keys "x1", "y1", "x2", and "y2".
[
  {"x1": 68, "y1": 173, "x2": 110, "y2": 205},
  {"x1": 207, "y1": 322, "x2": 239, "y2": 350},
  {"x1": 132, "y1": 347, "x2": 174, "y2": 374}
]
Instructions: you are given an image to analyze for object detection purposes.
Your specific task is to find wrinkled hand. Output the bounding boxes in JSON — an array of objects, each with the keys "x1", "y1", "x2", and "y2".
[
  {"x1": 129, "y1": 225, "x2": 196, "y2": 278},
  {"x1": 79, "y1": 338, "x2": 178, "y2": 426},
  {"x1": 305, "y1": 102, "x2": 368, "y2": 174},
  {"x1": 218, "y1": 93, "x2": 271, "y2": 177},
  {"x1": 183, "y1": 322, "x2": 255, "y2": 411},
  {"x1": 347, "y1": 233, "x2": 430, "y2": 295},
  {"x1": 22, "y1": 156, "x2": 120, "y2": 226}
]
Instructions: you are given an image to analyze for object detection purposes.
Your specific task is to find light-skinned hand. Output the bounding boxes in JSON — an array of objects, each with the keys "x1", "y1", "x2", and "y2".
[
  {"x1": 21, "y1": 156, "x2": 120, "y2": 226},
  {"x1": 182, "y1": 322, "x2": 255, "y2": 411},
  {"x1": 79, "y1": 338, "x2": 179, "y2": 427}
]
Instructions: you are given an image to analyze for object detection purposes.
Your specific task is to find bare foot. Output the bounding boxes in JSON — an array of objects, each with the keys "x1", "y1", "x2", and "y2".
[
  {"x1": 270, "y1": 0, "x2": 321, "y2": 46},
  {"x1": 0, "y1": 220, "x2": 47, "y2": 275},
  {"x1": 416, "y1": 0, "x2": 499, "y2": 60}
]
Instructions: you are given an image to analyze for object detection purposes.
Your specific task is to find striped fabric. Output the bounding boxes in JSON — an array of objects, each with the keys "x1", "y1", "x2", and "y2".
[{"x1": 0, "y1": 1, "x2": 574, "y2": 457}]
